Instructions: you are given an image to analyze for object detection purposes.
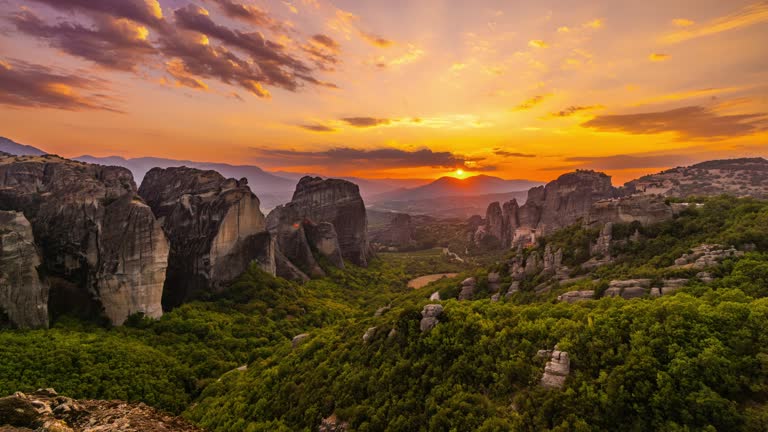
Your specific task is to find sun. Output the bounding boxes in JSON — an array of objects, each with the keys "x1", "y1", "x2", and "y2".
[{"x1": 455, "y1": 169, "x2": 465, "y2": 178}]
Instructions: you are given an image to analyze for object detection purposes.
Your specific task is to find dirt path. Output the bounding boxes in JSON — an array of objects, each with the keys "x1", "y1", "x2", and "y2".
[{"x1": 407, "y1": 273, "x2": 458, "y2": 289}]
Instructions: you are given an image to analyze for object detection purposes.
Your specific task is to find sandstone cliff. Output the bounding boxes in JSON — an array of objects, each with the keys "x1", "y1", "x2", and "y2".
[
  {"x1": 139, "y1": 167, "x2": 274, "y2": 307},
  {"x1": 0, "y1": 154, "x2": 168, "y2": 326},
  {"x1": 0, "y1": 211, "x2": 48, "y2": 329}
]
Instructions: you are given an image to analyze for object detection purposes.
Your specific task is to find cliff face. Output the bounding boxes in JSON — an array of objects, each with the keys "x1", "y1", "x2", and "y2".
[
  {"x1": 0, "y1": 211, "x2": 48, "y2": 329},
  {"x1": 139, "y1": 167, "x2": 274, "y2": 307},
  {"x1": 289, "y1": 177, "x2": 371, "y2": 266},
  {"x1": 0, "y1": 154, "x2": 168, "y2": 326},
  {"x1": 267, "y1": 177, "x2": 371, "y2": 280}
]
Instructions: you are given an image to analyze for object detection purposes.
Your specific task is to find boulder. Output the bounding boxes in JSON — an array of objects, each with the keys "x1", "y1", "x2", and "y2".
[
  {"x1": 420, "y1": 304, "x2": 444, "y2": 332},
  {"x1": 429, "y1": 291, "x2": 441, "y2": 301},
  {"x1": 291, "y1": 333, "x2": 310, "y2": 348},
  {"x1": 557, "y1": 290, "x2": 594, "y2": 303},
  {"x1": 363, "y1": 327, "x2": 376, "y2": 343},
  {"x1": 541, "y1": 350, "x2": 571, "y2": 389},
  {"x1": 0, "y1": 154, "x2": 169, "y2": 325},
  {"x1": 0, "y1": 211, "x2": 48, "y2": 328}
]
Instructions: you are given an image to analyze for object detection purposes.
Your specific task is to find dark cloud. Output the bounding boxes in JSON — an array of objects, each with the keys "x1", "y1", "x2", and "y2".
[
  {"x1": 494, "y1": 149, "x2": 536, "y2": 158},
  {"x1": 302, "y1": 34, "x2": 341, "y2": 70},
  {"x1": 359, "y1": 31, "x2": 394, "y2": 47},
  {"x1": 341, "y1": 117, "x2": 391, "y2": 127},
  {"x1": 582, "y1": 106, "x2": 768, "y2": 139},
  {"x1": 172, "y1": 5, "x2": 324, "y2": 91},
  {"x1": 513, "y1": 95, "x2": 548, "y2": 111},
  {"x1": 543, "y1": 154, "x2": 700, "y2": 171},
  {"x1": 0, "y1": 59, "x2": 120, "y2": 111},
  {"x1": 201, "y1": 0, "x2": 278, "y2": 27},
  {"x1": 299, "y1": 124, "x2": 336, "y2": 132},
  {"x1": 549, "y1": 105, "x2": 604, "y2": 117},
  {"x1": 10, "y1": 9, "x2": 155, "y2": 71},
  {"x1": 27, "y1": 0, "x2": 164, "y2": 26},
  {"x1": 251, "y1": 147, "x2": 489, "y2": 170}
]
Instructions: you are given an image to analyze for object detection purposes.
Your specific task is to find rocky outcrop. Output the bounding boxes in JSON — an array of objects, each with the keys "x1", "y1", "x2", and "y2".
[
  {"x1": 557, "y1": 290, "x2": 594, "y2": 303},
  {"x1": 0, "y1": 154, "x2": 168, "y2": 325},
  {"x1": 540, "y1": 349, "x2": 570, "y2": 389},
  {"x1": 672, "y1": 244, "x2": 743, "y2": 270},
  {"x1": 626, "y1": 158, "x2": 768, "y2": 199},
  {"x1": 319, "y1": 414, "x2": 349, "y2": 432},
  {"x1": 0, "y1": 211, "x2": 48, "y2": 329},
  {"x1": 0, "y1": 389, "x2": 203, "y2": 431},
  {"x1": 458, "y1": 277, "x2": 476, "y2": 300},
  {"x1": 420, "y1": 303, "x2": 444, "y2": 332},
  {"x1": 363, "y1": 327, "x2": 376, "y2": 343},
  {"x1": 604, "y1": 279, "x2": 651, "y2": 299},
  {"x1": 369, "y1": 213, "x2": 414, "y2": 248},
  {"x1": 588, "y1": 195, "x2": 673, "y2": 226},
  {"x1": 291, "y1": 333, "x2": 310, "y2": 348},
  {"x1": 591, "y1": 223, "x2": 613, "y2": 258},
  {"x1": 139, "y1": 167, "x2": 273, "y2": 308},
  {"x1": 278, "y1": 176, "x2": 371, "y2": 266}
]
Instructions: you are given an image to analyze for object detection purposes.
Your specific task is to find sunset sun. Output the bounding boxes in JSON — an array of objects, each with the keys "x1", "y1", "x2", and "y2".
[{"x1": 455, "y1": 169, "x2": 465, "y2": 178}]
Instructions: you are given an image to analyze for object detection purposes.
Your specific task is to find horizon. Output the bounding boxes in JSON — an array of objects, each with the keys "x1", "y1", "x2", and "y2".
[{"x1": 1, "y1": 0, "x2": 767, "y2": 184}]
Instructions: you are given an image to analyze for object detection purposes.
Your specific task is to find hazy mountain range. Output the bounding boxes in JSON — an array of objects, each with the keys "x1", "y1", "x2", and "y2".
[{"x1": 0, "y1": 137, "x2": 541, "y2": 214}]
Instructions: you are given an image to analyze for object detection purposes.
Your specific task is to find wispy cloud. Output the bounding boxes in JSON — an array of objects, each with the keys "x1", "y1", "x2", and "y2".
[
  {"x1": 513, "y1": 94, "x2": 549, "y2": 111},
  {"x1": 663, "y1": 1, "x2": 768, "y2": 43},
  {"x1": 549, "y1": 105, "x2": 604, "y2": 117},
  {"x1": 648, "y1": 53, "x2": 670, "y2": 62},
  {"x1": 582, "y1": 105, "x2": 768, "y2": 139},
  {"x1": 0, "y1": 59, "x2": 121, "y2": 112}
]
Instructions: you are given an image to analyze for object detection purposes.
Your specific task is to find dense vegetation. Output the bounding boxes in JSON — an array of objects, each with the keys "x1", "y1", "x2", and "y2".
[{"x1": 1, "y1": 196, "x2": 767, "y2": 431}]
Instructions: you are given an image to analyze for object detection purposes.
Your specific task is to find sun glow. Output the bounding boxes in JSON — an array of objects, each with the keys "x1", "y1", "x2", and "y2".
[{"x1": 454, "y1": 169, "x2": 465, "y2": 178}]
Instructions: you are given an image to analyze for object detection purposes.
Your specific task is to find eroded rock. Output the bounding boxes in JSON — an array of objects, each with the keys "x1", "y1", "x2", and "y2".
[
  {"x1": 541, "y1": 350, "x2": 571, "y2": 389},
  {"x1": 420, "y1": 304, "x2": 444, "y2": 332}
]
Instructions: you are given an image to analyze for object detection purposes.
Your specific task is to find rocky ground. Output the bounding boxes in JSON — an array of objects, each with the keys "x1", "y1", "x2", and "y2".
[{"x1": 0, "y1": 389, "x2": 202, "y2": 432}]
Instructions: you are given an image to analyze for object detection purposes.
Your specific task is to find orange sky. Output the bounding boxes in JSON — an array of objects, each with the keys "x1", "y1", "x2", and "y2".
[{"x1": 0, "y1": 0, "x2": 766, "y2": 184}]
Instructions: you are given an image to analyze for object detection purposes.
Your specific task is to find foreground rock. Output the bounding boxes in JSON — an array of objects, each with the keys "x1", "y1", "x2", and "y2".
[
  {"x1": 420, "y1": 304, "x2": 444, "y2": 332},
  {"x1": 139, "y1": 167, "x2": 274, "y2": 307},
  {"x1": 0, "y1": 211, "x2": 48, "y2": 328},
  {"x1": 0, "y1": 154, "x2": 168, "y2": 326},
  {"x1": 0, "y1": 389, "x2": 202, "y2": 431}
]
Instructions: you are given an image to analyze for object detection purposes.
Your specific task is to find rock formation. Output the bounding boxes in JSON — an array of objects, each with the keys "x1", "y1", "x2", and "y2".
[
  {"x1": 0, "y1": 154, "x2": 168, "y2": 325},
  {"x1": 588, "y1": 195, "x2": 673, "y2": 226},
  {"x1": 0, "y1": 389, "x2": 203, "y2": 431},
  {"x1": 420, "y1": 303, "x2": 444, "y2": 332},
  {"x1": 369, "y1": 213, "x2": 415, "y2": 248},
  {"x1": 0, "y1": 211, "x2": 48, "y2": 329},
  {"x1": 281, "y1": 176, "x2": 371, "y2": 266},
  {"x1": 672, "y1": 244, "x2": 743, "y2": 270},
  {"x1": 557, "y1": 290, "x2": 594, "y2": 303},
  {"x1": 540, "y1": 349, "x2": 570, "y2": 389},
  {"x1": 458, "y1": 277, "x2": 476, "y2": 300},
  {"x1": 139, "y1": 167, "x2": 274, "y2": 307}
]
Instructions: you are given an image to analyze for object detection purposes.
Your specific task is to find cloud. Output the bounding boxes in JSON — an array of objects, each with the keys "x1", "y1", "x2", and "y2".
[
  {"x1": 10, "y1": 9, "x2": 156, "y2": 71},
  {"x1": 327, "y1": 9, "x2": 394, "y2": 48},
  {"x1": 528, "y1": 39, "x2": 548, "y2": 48},
  {"x1": 494, "y1": 149, "x2": 536, "y2": 158},
  {"x1": 543, "y1": 153, "x2": 700, "y2": 171},
  {"x1": 584, "y1": 19, "x2": 603, "y2": 29},
  {"x1": 299, "y1": 123, "x2": 336, "y2": 132},
  {"x1": 250, "y1": 146, "x2": 488, "y2": 170},
  {"x1": 27, "y1": 0, "x2": 163, "y2": 26},
  {"x1": 513, "y1": 94, "x2": 549, "y2": 111},
  {"x1": 201, "y1": 0, "x2": 291, "y2": 32},
  {"x1": 165, "y1": 59, "x2": 208, "y2": 90},
  {"x1": 0, "y1": 59, "x2": 120, "y2": 111},
  {"x1": 672, "y1": 18, "x2": 695, "y2": 27},
  {"x1": 663, "y1": 2, "x2": 768, "y2": 43},
  {"x1": 648, "y1": 53, "x2": 670, "y2": 62},
  {"x1": 360, "y1": 31, "x2": 394, "y2": 47},
  {"x1": 340, "y1": 117, "x2": 391, "y2": 127},
  {"x1": 373, "y1": 44, "x2": 424, "y2": 68},
  {"x1": 582, "y1": 105, "x2": 768, "y2": 139},
  {"x1": 549, "y1": 105, "x2": 604, "y2": 117},
  {"x1": 302, "y1": 34, "x2": 341, "y2": 70}
]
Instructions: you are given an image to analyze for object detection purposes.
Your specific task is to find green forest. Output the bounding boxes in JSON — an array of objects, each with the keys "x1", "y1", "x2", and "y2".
[{"x1": 2, "y1": 196, "x2": 768, "y2": 431}]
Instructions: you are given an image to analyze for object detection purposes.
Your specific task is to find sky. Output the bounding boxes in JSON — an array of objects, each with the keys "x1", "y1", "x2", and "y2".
[{"x1": 0, "y1": 0, "x2": 766, "y2": 184}]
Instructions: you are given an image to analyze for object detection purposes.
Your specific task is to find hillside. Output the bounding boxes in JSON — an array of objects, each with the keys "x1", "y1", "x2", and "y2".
[
  {"x1": 626, "y1": 157, "x2": 768, "y2": 199},
  {"x1": 0, "y1": 137, "x2": 45, "y2": 156},
  {"x1": 370, "y1": 190, "x2": 530, "y2": 219}
]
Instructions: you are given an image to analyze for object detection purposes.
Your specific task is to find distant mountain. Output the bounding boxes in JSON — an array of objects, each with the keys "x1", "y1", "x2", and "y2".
[
  {"x1": 0, "y1": 137, "x2": 46, "y2": 156},
  {"x1": 625, "y1": 157, "x2": 768, "y2": 199},
  {"x1": 370, "y1": 190, "x2": 530, "y2": 219},
  {"x1": 75, "y1": 155, "x2": 296, "y2": 211},
  {"x1": 372, "y1": 175, "x2": 542, "y2": 203},
  {"x1": 270, "y1": 171, "x2": 429, "y2": 199}
]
